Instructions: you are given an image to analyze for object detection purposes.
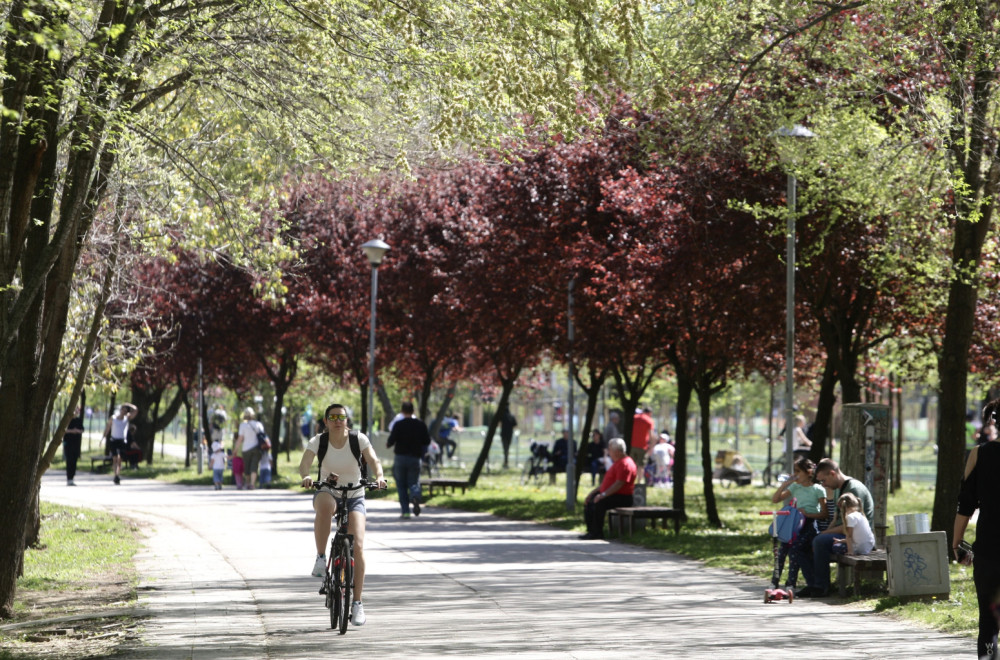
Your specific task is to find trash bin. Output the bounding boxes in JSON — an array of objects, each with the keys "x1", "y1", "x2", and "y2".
[{"x1": 886, "y1": 531, "x2": 950, "y2": 598}]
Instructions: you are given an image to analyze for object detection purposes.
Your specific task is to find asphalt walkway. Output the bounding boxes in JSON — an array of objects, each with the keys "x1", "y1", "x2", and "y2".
[{"x1": 40, "y1": 471, "x2": 971, "y2": 659}]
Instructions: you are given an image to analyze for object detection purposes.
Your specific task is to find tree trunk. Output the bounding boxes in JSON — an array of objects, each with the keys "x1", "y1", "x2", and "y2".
[
  {"x1": 573, "y1": 365, "x2": 606, "y2": 487},
  {"x1": 809, "y1": 360, "x2": 838, "y2": 463},
  {"x1": 696, "y1": 380, "x2": 722, "y2": 528},
  {"x1": 469, "y1": 378, "x2": 516, "y2": 487},
  {"x1": 672, "y1": 376, "x2": 693, "y2": 516}
]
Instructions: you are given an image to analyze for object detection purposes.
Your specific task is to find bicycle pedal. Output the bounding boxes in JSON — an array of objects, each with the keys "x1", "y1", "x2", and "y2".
[{"x1": 319, "y1": 584, "x2": 327, "y2": 595}]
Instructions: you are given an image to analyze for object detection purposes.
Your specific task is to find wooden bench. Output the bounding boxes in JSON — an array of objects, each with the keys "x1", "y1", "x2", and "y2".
[
  {"x1": 607, "y1": 507, "x2": 683, "y2": 537},
  {"x1": 89, "y1": 455, "x2": 113, "y2": 472},
  {"x1": 834, "y1": 549, "x2": 888, "y2": 597},
  {"x1": 421, "y1": 478, "x2": 471, "y2": 496}
]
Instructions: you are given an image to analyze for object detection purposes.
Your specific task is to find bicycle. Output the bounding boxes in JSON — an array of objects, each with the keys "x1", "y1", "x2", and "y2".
[{"x1": 310, "y1": 474, "x2": 383, "y2": 633}]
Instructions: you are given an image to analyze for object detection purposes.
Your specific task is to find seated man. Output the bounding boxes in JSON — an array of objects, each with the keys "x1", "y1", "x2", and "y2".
[
  {"x1": 797, "y1": 457, "x2": 874, "y2": 598},
  {"x1": 580, "y1": 437, "x2": 637, "y2": 540},
  {"x1": 549, "y1": 430, "x2": 575, "y2": 484}
]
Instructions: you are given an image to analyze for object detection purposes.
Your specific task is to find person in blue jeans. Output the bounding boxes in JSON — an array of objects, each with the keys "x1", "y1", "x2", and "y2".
[
  {"x1": 387, "y1": 401, "x2": 431, "y2": 518},
  {"x1": 797, "y1": 458, "x2": 874, "y2": 598}
]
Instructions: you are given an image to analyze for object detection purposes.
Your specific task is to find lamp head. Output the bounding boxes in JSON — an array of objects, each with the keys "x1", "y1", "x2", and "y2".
[{"x1": 361, "y1": 239, "x2": 390, "y2": 266}]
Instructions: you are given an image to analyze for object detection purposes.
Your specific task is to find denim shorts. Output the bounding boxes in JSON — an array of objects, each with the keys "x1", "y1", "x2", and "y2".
[{"x1": 313, "y1": 488, "x2": 366, "y2": 516}]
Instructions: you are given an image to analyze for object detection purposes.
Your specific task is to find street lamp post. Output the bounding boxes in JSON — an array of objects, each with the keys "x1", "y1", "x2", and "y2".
[
  {"x1": 776, "y1": 124, "x2": 815, "y2": 476},
  {"x1": 361, "y1": 239, "x2": 390, "y2": 438}
]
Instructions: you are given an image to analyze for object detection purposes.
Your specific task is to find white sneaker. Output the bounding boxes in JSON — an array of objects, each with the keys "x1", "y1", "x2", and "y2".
[
  {"x1": 311, "y1": 555, "x2": 326, "y2": 577},
  {"x1": 350, "y1": 601, "x2": 366, "y2": 626}
]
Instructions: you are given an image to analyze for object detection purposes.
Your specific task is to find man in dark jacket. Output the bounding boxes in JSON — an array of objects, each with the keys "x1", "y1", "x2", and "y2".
[{"x1": 386, "y1": 402, "x2": 431, "y2": 518}]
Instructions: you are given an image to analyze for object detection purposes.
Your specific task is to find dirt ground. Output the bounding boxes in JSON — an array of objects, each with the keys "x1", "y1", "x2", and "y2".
[{"x1": 1, "y1": 578, "x2": 144, "y2": 659}]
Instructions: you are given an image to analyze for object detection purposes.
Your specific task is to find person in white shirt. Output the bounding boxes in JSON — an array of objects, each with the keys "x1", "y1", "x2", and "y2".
[
  {"x1": 299, "y1": 404, "x2": 387, "y2": 626},
  {"x1": 837, "y1": 493, "x2": 875, "y2": 556}
]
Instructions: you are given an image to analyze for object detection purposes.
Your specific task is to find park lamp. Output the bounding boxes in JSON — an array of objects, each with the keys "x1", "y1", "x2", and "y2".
[
  {"x1": 774, "y1": 124, "x2": 816, "y2": 477},
  {"x1": 361, "y1": 239, "x2": 390, "y2": 438},
  {"x1": 361, "y1": 239, "x2": 390, "y2": 266}
]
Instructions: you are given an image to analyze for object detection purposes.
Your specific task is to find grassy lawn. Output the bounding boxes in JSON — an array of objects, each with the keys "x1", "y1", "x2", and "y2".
[
  {"x1": 1, "y1": 502, "x2": 142, "y2": 659},
  {"x1": 427, "y1": 468, "x2": 976, "y2": 641}
]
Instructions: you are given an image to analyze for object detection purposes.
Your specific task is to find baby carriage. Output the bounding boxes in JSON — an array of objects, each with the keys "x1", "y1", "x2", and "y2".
[
  {"x1": 520, "y1": 441, "x2": 552, "y2": 485},
  {"x1": 712, "y1": 449, "x2": 752, "y2": 487}
]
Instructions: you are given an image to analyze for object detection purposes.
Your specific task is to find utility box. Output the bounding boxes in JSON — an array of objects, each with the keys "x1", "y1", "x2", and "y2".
[
  {"x1": 841, "y1": 404, "x2": 891, "y2": 548},
  {"x1": 887, "y1": 531, "x2": 950, "y2": 598}
]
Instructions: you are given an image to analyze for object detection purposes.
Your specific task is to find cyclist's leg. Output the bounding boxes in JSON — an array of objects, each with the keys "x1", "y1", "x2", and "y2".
[
  {"x1": 312, "y1": 489, "x2": 336, "y2": 556},
  {"x1": 347, "y1": 505, "x2": 367, "y2": 601}
]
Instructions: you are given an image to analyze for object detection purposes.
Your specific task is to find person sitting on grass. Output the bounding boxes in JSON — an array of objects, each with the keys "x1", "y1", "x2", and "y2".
[{"x1": 579, "y1": 437, "x2": 636, "y2": 541}]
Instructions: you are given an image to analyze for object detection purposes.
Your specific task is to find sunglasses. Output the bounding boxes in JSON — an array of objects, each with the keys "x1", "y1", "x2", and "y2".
[{"x1": 326, "y1": 413, "x2": 348, "y2": 421}]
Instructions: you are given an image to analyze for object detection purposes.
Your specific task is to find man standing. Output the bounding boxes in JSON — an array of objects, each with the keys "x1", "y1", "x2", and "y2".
[
  {"x1": 386, "y1": 402, "x2": 431, "y2": 518},
  {"x1": 580, "y1": 438, "x2": 637, "y2": 540},
  {"x1": 631, "y1": 407, "x2": 656, "y2": 469},
  {"x1": 798, "y1": 458, "x2": 874, "y2": 598},
  {"x1": 499, "y1": 404, "x2": 518, "y2": 469},
  {"x1": 603, "y1": 410, "x2": 621, "y2": 448},
  {"x1": 63, "y1": 407, "x2": 84, "y2": 486}
]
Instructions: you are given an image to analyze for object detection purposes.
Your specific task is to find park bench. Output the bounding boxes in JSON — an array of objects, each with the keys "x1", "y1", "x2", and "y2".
[
  {"x1": 421, "y1": 478, "x2": 471, "y2": 496},
  {"x1": 834, "y1": 549, "x2": 888, "y2": 597},
  {"x1": 607, "y1": 506, "x2": 683, "y2": 537},
  {"x1": 89, "y1": 455, "x2": 113, "y2": 472}
]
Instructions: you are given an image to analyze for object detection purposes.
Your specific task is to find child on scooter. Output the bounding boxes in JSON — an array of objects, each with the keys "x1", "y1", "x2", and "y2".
[{"x1": 770, "y1": 457, "x2": 828, "y2": 594}]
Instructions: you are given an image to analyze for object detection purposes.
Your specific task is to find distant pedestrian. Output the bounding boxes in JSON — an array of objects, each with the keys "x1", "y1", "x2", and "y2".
[
  {"x1": 63, "y1": 407, "x2": 84, "y2": 486},
  {"x1": 603, "y1": 411, "x2": 621, "y2": 448},
  {"x1": 386, "y1": 401, "x2": 431, "y2": 518},
  {"x1": 103, "y1": 403, "x2": 138, "y2": 485},
  {"x1": 499, "y1": 404, "x2": 518, "y2": 469},
  {"x1": 438, "y1": 411, "x2": 461, "y2": 460},
  {"x1": 232, "y1": 430, "x2": 245, "y2": 490},
  {"x1": 210, "y1": 436, "x2": 227, "y2": 490},
  {"x1": 259, "y1": 446, "x2": 273, "y2": 487},
  {"x1": 631, "y1": 407, "x2": 656, "y2": 470},
  {"x1": 237, "y1": 407, "x2": 265, "y2": 490}
]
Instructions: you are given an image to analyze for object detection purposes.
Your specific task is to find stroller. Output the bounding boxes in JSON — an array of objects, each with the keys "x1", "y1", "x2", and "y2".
[
  {"x1": 520, "y1": 441, "x2": 552, "y2": 485},
  {"x1": 712, "y1": 449, "x2": 752, "y2": 487}
]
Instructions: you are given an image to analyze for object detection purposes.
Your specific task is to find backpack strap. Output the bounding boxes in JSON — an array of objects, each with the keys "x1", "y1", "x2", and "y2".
[
  {"x1": 317, "y1": 431, "x2": 329, "y2": 481},
  {"x1": 349, "y1": 430, "x2": 368, "y2": 480}
]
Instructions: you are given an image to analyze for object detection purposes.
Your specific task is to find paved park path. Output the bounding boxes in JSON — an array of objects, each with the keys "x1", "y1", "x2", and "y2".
[{"x1": 41, "y1": 471, "x2": 970, "y2": 659}]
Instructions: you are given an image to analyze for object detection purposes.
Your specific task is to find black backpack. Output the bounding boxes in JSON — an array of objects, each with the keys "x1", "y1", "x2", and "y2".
[{"x1": 316, "y1": 430, "x2": 368, "y2": 482}]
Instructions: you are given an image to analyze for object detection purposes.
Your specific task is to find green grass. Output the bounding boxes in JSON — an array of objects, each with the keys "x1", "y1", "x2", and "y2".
[
  {"x1": 429, "y1": 469, "x2": 976, "y2": 640},
  {"x1": 19, "y1": 502, "x2": 139, "y2": 594}
]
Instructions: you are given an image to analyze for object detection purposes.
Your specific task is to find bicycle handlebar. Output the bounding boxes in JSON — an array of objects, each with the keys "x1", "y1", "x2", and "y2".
[
  {"x1": 758, "y1": 511, "x2": 791, "y2": 516},
  {"x1": 308, "y1": 476, "x2": 385, "y2": 491}
]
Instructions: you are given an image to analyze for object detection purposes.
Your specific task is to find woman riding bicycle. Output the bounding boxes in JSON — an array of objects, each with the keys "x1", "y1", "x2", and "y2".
[{"x1": 299, "y1": 403, "x2": 387, "y2": 626}]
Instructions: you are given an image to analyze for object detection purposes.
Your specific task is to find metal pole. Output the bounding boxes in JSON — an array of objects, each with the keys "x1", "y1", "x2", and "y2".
[
  {"x1": 785, "y1": 173, "x2": 797, "y2": 477},
  {"x1": 566, "y1": 278, "x2": 576, "y2": 512},
  {"x1": 197, "y1": 358, "x2": 204, "y2": 474},
  {"x1": 367, "y1": 264, "x2": 378, "y2": 438}
]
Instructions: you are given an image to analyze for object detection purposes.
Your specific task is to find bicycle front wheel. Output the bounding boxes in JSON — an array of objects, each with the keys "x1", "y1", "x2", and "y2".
[{"x1": 334, "y1": 538, "x2": 354, "y2": 635}]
